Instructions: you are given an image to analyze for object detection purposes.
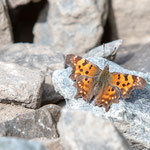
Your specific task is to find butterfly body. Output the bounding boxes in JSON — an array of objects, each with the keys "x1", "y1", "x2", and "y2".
[{"x1": 66, "y1": 54, "x2": 146, "y2": 112}]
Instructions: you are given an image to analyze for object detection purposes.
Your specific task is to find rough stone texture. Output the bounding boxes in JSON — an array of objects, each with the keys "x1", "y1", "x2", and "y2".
[
  {"x1": 33, "y1": 138, "x2": 63, "y2": 150},
  {"x1": 58, "y1": 109, "x2": 131, "y2": 150},
  {"x1": 0, "y1": 61, "x2": 44, "y2": 108},
  {"x1": 0, "y1": 0, "x2": 13, "y2": 45},
  {"x1": 0, "y1": 104, "x2": 61, "y2": 139},
  {"x1": 0, "y1": 103, "x2": 33, "y2": 123},
  {"x1": 110, "y1": 0, "x2": 150, "y2": 45},
  {"x1": 7, "y1": 0, "x2": 41, "y2": 8},
  {"x1": 52, "y1": 56, "x2": 150, "y2": 149},
  {"x1": 33, "y1": 0, "x2": 108, "y2": 54},
  {"x1": 0, "y1": 137, "x2": 47, "y2": 150},
  {"x1": 84, "y1": 39, "x2": 122, "y2": 60},
  {"x1": 115, "y1": 43, "x2": 150, "y2": 73},
  {"x1": 0, "y1": 43, "x2": 65, "y2": 103}
]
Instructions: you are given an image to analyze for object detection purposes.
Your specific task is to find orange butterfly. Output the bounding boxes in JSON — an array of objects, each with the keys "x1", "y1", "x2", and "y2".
[{"x1": 66, "y1": 54, "x2": 146, "y2": 112}]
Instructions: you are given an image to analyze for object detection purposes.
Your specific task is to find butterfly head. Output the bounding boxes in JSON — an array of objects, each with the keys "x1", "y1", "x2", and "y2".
[{"x1": 104, "y1": 64, "x2": 109, "y2": 72}]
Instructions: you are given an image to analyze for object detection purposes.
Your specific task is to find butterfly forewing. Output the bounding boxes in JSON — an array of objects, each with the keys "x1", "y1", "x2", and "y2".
[
  {"x1": 66, "y1": 54, "x2": 101, "y2": 80},
  {"x1": 110, "y1": 73, "x2": 146, "y2": 99}
]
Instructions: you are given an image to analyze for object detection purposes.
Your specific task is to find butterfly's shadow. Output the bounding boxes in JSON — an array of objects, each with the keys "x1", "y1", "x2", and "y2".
[{"x1": 125, "y1": 84, "x2": 150, "y2": 104}]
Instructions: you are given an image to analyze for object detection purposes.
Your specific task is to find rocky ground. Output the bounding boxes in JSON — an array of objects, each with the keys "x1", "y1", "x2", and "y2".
[{"x1": 0, "y1": 0, "x2": 150, "y2": 150}]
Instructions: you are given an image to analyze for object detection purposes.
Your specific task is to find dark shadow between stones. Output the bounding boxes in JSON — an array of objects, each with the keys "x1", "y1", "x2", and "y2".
[{"x1": 7, "y1": 0, "x2": 48, "y2": 43}]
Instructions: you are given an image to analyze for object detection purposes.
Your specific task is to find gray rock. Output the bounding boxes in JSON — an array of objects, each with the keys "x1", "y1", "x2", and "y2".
[
  {"x1": 32, "y1": 138, "x2": 63, "y2": 150},
  {"x1": 0, "y1": 43, "x2": 65, "y2": 103},
  {"x1": 33, "y1": 0, "x2": 108, "y2": 54},
  {"x1": 7, "y1": 0, "x2": 41, "y2": 8},
  {"x1": 52, "y1": 56, "x2": 150, "y2": 149},
  {"x1": 115, "y1": 43, "x2": 150, "y2": 72},
  {"x1": 110, "y1": 0, "x2": 150, "y2": 45},
  {"x1": 58, "y1": 109, "x2": 131, "y2": 150},
  {"x1": 0, "y1": 103, "x2": 34, "y2": 123},
  {"x1": 0, "y1": 104, "x2": 60, "y2": 139},
  {"x1": 0, "y1": 137, "x2": 47, "y2": 150},
  {"x1": 0, "y1": 0, "x2": 13, "y2": 45},
  {"x1": 0, "y1": 61, "x2": 44, "y2": 108},
  {"x1": 84, "y1": 39, "x2": 122, "y2": 60}
]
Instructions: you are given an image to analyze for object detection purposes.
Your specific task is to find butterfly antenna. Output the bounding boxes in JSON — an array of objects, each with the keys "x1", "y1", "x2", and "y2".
[{"x1": 103, "y1": 43, "x2": 107, "y2": 67}]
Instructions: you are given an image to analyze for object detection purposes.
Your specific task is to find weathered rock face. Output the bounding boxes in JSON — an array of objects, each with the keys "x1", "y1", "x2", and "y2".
[
  {"x1": 33, "y1": 0, "x2": 109, "y2": 54},
  {"x1": 52, "y1": 54, "x2": 150, "y2": 149},
  {"x1": 110, "y1": 0, "x2": 150, "y2": 45},
  {"x1": 58, "y1": 109, "x2": 131, "y2": 150},
  {"x1": 0, "y1": 0, "x2": 13, "y2": 45},
  {"x1": 0, "y1": 61, "x2": 44, "y2": 109},
  {"x1": 7, "y1": 0, "x2": 41, "y2": 8},
  {"x1": 0, "y1": 103, "x2": 34, "y2": 123},
  {"x1": 32, "y1": 138, "x2": 63, "y2": 150},
  {"x1": 84, "y1": 39, "x2": 122, "y2": 60},
  {"x1": 115, "y1": 43, "x2": 150, "y2": 73},
  {"x1": 0, "y1": 43, "x2": 65, "y2": 103},
  {"x1": 0, "y1": 137, "x2": 47, "y2": 150},
  {"x1": 0, "y1": 105, "x2": 60, "y2": 139}
]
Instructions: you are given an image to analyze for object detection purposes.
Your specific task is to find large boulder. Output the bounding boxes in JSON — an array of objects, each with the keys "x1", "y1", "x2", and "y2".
[
  {"x1": 110, "y1": 0, "x2": 150, "y2": 45},
  {"x1": 58, "y1": 109, "x2": 131, "y2": 150},
  {"x1": 33, "y1": 0, "x2": 109, "y2": 54},
  {"x1": 52, "y1": 50, "x2": 150, "y2": 149},
  {"x1": 0, "y1": 43, "x2": 65, "y2": 104}
]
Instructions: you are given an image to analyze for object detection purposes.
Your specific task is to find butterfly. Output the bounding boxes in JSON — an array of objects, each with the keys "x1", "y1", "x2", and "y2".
[{"x1": 65, "y1": 54, "x2": 146, "y2": 112}]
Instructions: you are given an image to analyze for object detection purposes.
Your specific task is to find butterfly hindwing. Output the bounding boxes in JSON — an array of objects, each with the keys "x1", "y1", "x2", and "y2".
[
  {"x1": 110, "y1": 73, "x2": 146, "y2": 99},
  {"x1": 94, "y1": 83, "x2": 120, "y2": 112},
  {"x1": 65, "y1": 54, "x2": 101, "y2": 80},
  {"x1": 73, "y1": 75, "x2": 97, "y2": 102}
]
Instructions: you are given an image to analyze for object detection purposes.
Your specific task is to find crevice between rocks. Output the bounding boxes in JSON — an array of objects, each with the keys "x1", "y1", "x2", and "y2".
[
  {"x1": 7, "y1": 0, "x2": 47, "y2": 43},
  {"x1": 101, "y1": 0, "x2": 119, "y2": 44}
]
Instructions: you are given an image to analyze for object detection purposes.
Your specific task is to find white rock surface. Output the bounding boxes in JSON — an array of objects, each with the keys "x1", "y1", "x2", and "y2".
[{"x1": 52, "y1": 56, "x2": 150, "y2": 149}]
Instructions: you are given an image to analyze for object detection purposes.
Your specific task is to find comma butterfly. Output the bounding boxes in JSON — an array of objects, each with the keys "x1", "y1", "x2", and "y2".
[{"x1": 66, "y1": 54, "x2": 146, "y2": 112}]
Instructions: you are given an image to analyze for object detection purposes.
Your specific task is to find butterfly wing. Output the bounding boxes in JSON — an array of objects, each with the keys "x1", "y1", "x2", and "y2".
[
  {"x1": 109, "y1": 73, "x2": 146, "y2": 99},
  {"x1": 73, "y1": 75, "x2": 97, "y2": 102},
  {"x1": 65, "y1": 54, "x2": 101, "y2": 80},
  {"x1": 94, "y1": 83, "x2": 120, "y2": 112}
]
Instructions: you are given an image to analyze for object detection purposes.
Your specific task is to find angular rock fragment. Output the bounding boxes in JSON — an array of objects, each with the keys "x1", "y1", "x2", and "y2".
[
  {"x1": 0, "y1": 0, "x2": 13, "y2": 45},
  {"x1": 0, "y1": 61, "x2": 44, "y2": 108},
  {"x1": 84, "y1": 39, "x2": 122, "y2": 60},
  {"x1": 0, "y1": 103, "x2": 33, "y2": 123},
  {"x1": 0, "y1": 137, "x2": 47, "y2": 150},
  {"x1": 0, "y1": 43, "x2": 65, "y2": 103},
  {"x1": 58, "y1": 109, "x2": 131, "y2": 150},
  {"x1": 7, "y1": 0, "x2": 41, "y2": 8},
  {"x1": 33, "y1": 0, "x2": 109, "y2": 54},
  {"x1": 32, "y1": 138, "x2": 63, "y2": 150},
  {"x1": 0, "y1": 105, "x2": 60, "y2": 139},
  {"x1": 115, "y1": 43, "x2": 150, "y2": 72}
]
